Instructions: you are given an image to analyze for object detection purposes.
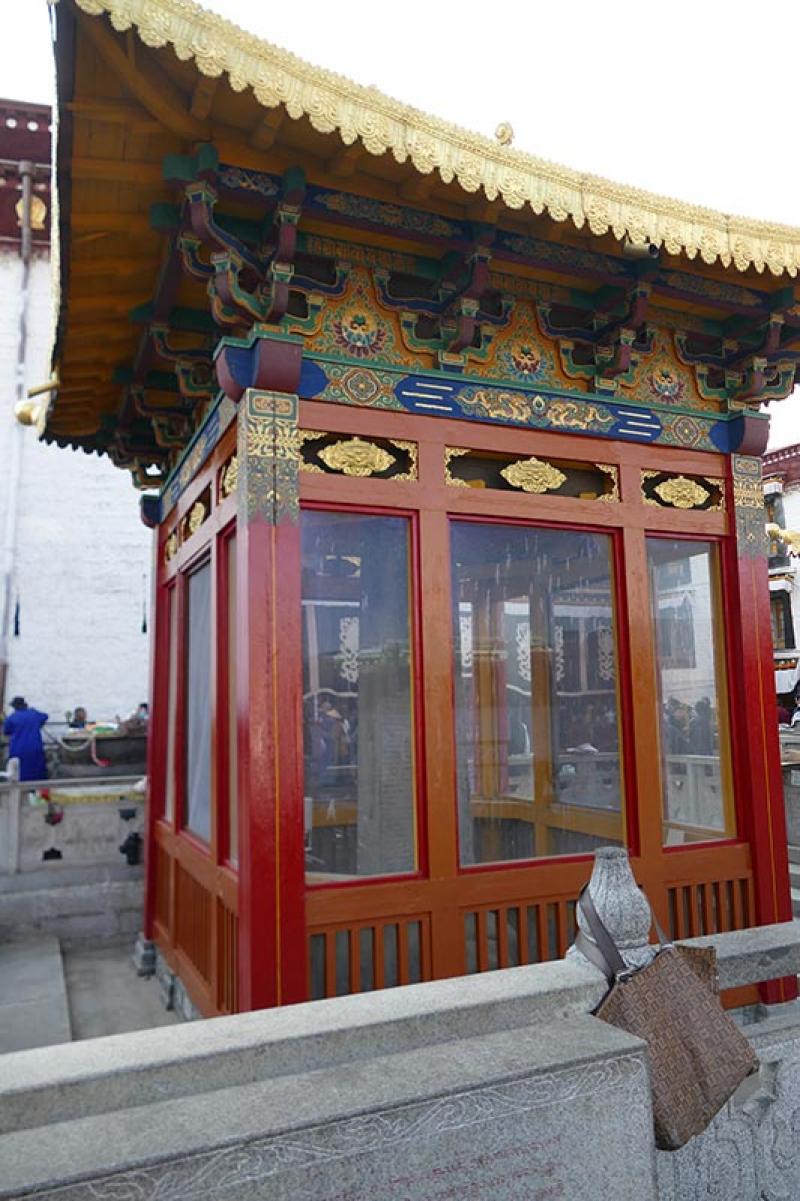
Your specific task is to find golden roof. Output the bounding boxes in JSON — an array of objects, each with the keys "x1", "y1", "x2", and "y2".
[{"x1": 72, "y1": 0, "x2": 800, "y2": 277}]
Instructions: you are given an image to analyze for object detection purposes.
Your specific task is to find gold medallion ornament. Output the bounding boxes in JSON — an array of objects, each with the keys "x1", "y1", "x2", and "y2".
[
  {"x1": 163, "y1": 532, "x2": 178, "y2": 563},
  {"x1": 187, "y1": 500, "x2": 207, "y2": 533},
  {"x1": 318, "y1": 436, "x2": 396, "y2": 477},
  {"x1": 500, "y1": 456, "x2": 567, "y2": 494},
  {"x1": 653, "y1": 476, "x2": 709, "y2": 509}
]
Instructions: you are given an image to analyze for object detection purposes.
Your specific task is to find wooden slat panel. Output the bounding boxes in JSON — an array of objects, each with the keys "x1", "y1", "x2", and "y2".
[
  {"x1": 517, "y1": 905, "x2": 529, "y2": 966},
  {"x1": 497, "y1": 907, "x2": 509, "y2": 969}
]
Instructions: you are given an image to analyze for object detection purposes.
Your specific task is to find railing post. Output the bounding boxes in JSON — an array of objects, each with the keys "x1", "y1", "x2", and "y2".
[{"x1": 6, "y1": 756, "x2": 21, "y2": 874}]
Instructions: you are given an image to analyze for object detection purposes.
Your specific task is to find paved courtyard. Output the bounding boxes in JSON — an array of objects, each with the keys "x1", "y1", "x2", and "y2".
[{"x1": 0, "y1": 936, "x2": 177, "y2": 1053}]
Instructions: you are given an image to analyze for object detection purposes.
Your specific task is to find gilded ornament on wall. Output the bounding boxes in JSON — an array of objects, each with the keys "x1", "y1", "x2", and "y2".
[
  {"x1": 444, "y1": 447, "x2": 472, "y2": 486},
  {"x1": 187, "y1": 500, "x2": 207, "y2": 534},
  {"x1": 318, "y1": 436, "x2": 395, "y2": 477},
  {"x1": 163, "y1": 532, "x2": 178, "y2": 564},
  {"x1": 650, "y1": 475, "x2": 708, "y2": 509},
  {"x1": 500, "y1": 457, "x2": 567, "y2": 494},
  {"x1": 596, "y1": 464, "x2": 620, "y2": 502},
  {"x1": 220, "y1": 456, "x2": 238, "y2": 497}
]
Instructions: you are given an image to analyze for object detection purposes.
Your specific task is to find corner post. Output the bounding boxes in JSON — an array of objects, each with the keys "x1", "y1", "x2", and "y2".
[
  {"x1": 235, "y1": 382, "x2": 306, "y2": 1010},
  {"x1": 726, "y1": 453, "x2": 796, "y2": 1002}
]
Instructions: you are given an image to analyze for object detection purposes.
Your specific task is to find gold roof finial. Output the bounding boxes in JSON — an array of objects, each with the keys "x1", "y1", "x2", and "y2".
[{"x1": 495, "y1": 122, "x2": 514, "y2": 147}]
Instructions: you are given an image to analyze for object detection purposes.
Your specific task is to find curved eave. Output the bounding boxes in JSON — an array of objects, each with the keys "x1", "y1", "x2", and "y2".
[{"x1": 74, "y1": 0, "x2": 800, "y2": 278}]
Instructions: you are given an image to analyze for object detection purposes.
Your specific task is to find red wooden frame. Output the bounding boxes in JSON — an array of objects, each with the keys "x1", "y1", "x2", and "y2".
[{"x1": 145, "y1": 401, "x2": 795, "y2": 1016}]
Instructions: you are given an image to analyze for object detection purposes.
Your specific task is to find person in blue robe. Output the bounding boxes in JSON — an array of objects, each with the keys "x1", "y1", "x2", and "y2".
[{"x1": 3, "y1": 696, "x2": 48, "y2": 781}]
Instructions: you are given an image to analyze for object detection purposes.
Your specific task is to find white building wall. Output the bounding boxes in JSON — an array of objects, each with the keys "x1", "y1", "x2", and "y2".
[{"x1": 0, "y1": 247, "x2": 152, "y2": 723}]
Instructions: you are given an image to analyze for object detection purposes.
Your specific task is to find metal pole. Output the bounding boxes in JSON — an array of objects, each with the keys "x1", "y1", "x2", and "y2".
[{"x1": 0, "y1": 159, "x2": 34, "y2": 712}]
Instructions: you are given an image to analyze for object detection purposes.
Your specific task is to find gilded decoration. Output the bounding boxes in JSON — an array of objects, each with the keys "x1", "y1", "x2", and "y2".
[
  {"x1": 297, "y1": 429, "x2": 326, "y2": 474},
  {"x1": 485, "y1": 302, "x2": 567, "y2": 390},
  {"x1": 500, "y1": 457, "x2": 567, "y2": 494},
  {"x1": 390, "y1": 439, "x2": 418, "y2": 481},
  {"x1": 733, "y1": 455, "x2": 768, "y2": 557},
  {"x1": 596, "y1": 464, "x2": 620, "y2": 502},
  {"x1": 306, "y1": 268, "x2": 422, "y2": 370},
  {"x1": 75, "y1": 0, "x2": 800, "y2": 275},
  {"x1": 653, "y1": 476, "x2": 709, "y2": 509},
  {"x1": 163, "y1": 532, "x2": 178, "y2": 563},
  {"x1": 444, "y1": 447, "x2": 471, "y2": 487},
  {"x1": 317, "y1": 437, "x2": 396, "y2": 477},
  {"x1": 299, "y1": 431, "x2": 417, "y2": 480},
  {"x1": 237, "y1": 390, "x2": 300, "y2": 524},
  {"x1": 186, "y1": 500, "x2": 207, "y2": 534},
  {"x1": 641, "y1": 471, "x2": 723, "y2": 511},
  {"x1": 622, "y1": 330, "x2": 710, "y2": 411},
  {"x1": 220, "y1": 455, "x2": 238, "y2": 497},
  {"x1": 547, "y1": 400, "x2": 614, "y2": 431}
]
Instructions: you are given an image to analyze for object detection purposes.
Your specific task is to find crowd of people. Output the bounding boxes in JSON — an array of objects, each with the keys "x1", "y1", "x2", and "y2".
[{"x1": 662, "y1": 696, "x2": 715, "y2": 756}]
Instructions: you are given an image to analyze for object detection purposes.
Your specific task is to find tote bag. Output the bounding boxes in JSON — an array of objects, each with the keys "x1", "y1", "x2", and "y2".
[{"x1": 576, "y1": 886, "x2": 758, "y2": 1150}]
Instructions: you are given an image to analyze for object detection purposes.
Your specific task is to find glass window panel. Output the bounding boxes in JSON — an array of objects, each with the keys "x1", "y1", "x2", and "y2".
[
  {"x1": 301, "y1": 510, "x2": 416, "y2": 880},
  {"x1": 164, "y1": 587, "x2": 178, "y2": 822},
  {"x1": 185, "y1": 562, "x2": 212, "y2": 842},
  {"x1": 227, "y1": 535, "x2": 238, "y2": 864},
  {"x1": 647, "y1": 538, "x2": 735, "y2": 844},
  {"x1": 451, "y1": 521, "x2": 624, "y2": 866}
]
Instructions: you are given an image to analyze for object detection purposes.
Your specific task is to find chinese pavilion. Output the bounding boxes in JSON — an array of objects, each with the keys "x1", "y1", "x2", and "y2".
[{"x1": 48, "y1": 0, "x2": 800, "y2": 1016}]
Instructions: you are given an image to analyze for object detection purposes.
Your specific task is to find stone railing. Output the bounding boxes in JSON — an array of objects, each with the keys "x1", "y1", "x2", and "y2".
[
  {"x1": 1, "y1": 917, "x2": 799, "y2": 1200},
  {"x1": 0, "y1": 762, "x2": 145, "y2": 941}
]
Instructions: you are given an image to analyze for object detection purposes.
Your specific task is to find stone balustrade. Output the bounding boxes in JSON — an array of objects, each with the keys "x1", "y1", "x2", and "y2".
[{"x1": 1, "y1": 917, "x2": 800, "y2": 1200}]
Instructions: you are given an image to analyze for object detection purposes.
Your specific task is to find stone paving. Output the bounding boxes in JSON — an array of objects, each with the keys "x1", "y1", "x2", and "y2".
[{"x1": 0, "y1": 936, "x2": 176, "y2": 1054}]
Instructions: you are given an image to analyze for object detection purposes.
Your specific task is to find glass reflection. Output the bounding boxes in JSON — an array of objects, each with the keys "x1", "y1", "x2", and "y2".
[
  {"x1": 648, "y1": 538, "x2": 734, "y2": 843},
  {"x1": 451, "y1": 521, "x2": 624, "y2": 865},
  {"x1": 301, "y1": 510, "x2": 416, "y2": 880}
]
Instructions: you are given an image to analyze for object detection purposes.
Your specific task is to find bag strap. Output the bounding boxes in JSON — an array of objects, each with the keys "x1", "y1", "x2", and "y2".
[
  {"x1": 576, "y1": 884, "x2": 673, "y2": 983},
  {"x1": 577, "y1": 885, "x2": 628, "y2": 981}
]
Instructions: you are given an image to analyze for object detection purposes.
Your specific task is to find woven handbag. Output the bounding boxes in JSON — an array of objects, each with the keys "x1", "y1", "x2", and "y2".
[{"x1": 576, "y1": 887, "x2": 758, "y2": 1150}]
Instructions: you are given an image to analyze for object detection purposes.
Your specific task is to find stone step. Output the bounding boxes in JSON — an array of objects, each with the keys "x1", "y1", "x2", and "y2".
[
  {"x1": 0, "y1": 936, "x2": 71, "y2": 1053},
  {"x1": 792, "y1": 887, "x2": 800, "y2": 919},
  {"x1": 788, "y1": 844, "x2": 800, "y2": 866}
]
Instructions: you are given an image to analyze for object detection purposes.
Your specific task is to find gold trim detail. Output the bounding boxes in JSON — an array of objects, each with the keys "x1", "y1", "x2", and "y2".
[
  {"x1": 444, "y1": 447, "x2": 471, "y2": 486},
  {"x1": 297, "y1": 429, "x2": 325, "y2": 474},
  {"x1": 500, "y1": 457, "x2": 567, "y2": 494},
  {"x1": 220, "y1": 455, "x2": 238, "y2": 497},
  {"x1": 317, "y1": 436, "x2": 395, "y2": 477},
  {"x1": 187, "y1": 500, "x2": 207, "y2": 534},
  {"x1": 163, "y1": 532, "x2": 178, "y2": 564},
  {"x1": 595, "y1": 464, "x2": 620, "y2": 502},
  {"x1": 387, "y1": 438, "x2": 417, "y2": 482},
  {"x1": 74, "y1": 0, "x2": 800, "y2": 276}
]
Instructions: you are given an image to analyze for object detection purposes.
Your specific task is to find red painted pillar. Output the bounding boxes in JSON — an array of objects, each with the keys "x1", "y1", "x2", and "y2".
[
  {"x1": 142, "y1": 511, "x2": 164, "y2": 942},
  {"x1": 727, "y1": 453, "x2": 796, "y2": 1002},
  {"x1": 236, "y1": 387, "x2": 306, "y2": 1011}
]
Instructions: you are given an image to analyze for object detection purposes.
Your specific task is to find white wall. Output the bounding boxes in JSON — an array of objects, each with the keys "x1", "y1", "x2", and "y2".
[{"x1": 0, "y1": 248, "x2": 152, "y2": 723}]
